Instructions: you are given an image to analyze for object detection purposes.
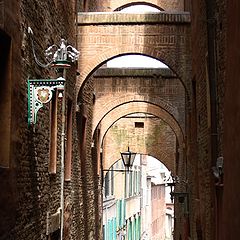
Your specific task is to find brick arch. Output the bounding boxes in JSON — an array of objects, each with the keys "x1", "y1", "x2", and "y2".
[
  {"x1": 93, "y1": 93, "x2": 182, "y2": 133},
  {"x1": 77, "y1": 46, "x2": 190, "y2": 101},
  {"x1": 103, "y1": 132, "x2": 177, "y2": 174},
  {"x1": 97, "y1": 101, "x2": 183, "y2": 145},
  {"x1": 110, "y1": 0, "x2": 184, "y2": 12},
  {"x1": 147, "y1": 152, "x2": 174, "y2": 173},
  {"x1": 100, "y1": 103, "x2": 180, "y2": 173},
  {"x1": 78, "y1": 47, "x2": 176, "y2": 89},
  {"x1": 145, "y1": 154, "x2": 172, "y2": 173},
  {"x1": 114, "y1": 1, "x2": 164, "y2": 11}
]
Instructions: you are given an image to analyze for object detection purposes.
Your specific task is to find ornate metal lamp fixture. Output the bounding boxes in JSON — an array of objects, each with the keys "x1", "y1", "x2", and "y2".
[
  {"x1": 45, "y1": 38, "x2": 79, "y2": 69},
  {"x1": 102, "y1": 147, "x2": 137, "y2": 173},
  {"x1": 167, "y1": 174, "x2": 188, "y2": 203},
  {"x1": 27, "y1": 28, "x2": 79, "y2": 126},
  {"x1": 120, "y1": 147, "x2": 137, "y2": 170}
]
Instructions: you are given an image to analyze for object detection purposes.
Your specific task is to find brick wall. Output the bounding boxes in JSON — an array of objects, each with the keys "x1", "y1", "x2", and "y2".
[
  {"x1": 189, "y1": 0, "x2": 226, "y2": 239},
  {"x1": 189, "y1": 0, "x2": 215, "y2": 239},
  {"x1": 103, "y1": 116, "x2": 177, "y2": 174},
  {"x1": 77, "y1": 74, "x2": 101, "y2": 239}
]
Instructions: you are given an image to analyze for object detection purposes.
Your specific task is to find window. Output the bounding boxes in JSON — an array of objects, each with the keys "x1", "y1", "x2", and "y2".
[
  {"x1": 129, "y1": 171, "x2": 133, "y2": 196},
  {"x1": 125, "y1": 167, "x2": 140, "y2": 198},
  {"x1": 135, "y1": 122, "x2": 144, "y2": 128},
  {"x1": 0, "y1": 31, "x2": 11, "y2": 168},
  {"x1": 111, "y1": 168, "x2": 114, "y2": 195},
  {"x1": 104, "y1": 167, "x2": 114, "y2": 198},
  {"x1": 104, "y1": 172, "x2": 110, "y2": 197}
]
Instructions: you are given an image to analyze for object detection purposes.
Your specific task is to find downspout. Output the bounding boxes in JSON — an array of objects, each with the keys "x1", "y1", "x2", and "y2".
[
  {"x1": 60, "y1": 69, "x2": 66, "y2": 240},
  {"x1": 205, "y1": 0, "x2": 218, "y2": 239}
]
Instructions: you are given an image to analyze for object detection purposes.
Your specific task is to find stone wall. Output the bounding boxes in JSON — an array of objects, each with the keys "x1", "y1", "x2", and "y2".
[{"x1": 0, "y1": 1, "x2": 95, "y2": 240}]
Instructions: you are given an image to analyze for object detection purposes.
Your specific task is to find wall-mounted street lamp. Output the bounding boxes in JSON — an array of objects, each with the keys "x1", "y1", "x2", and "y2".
[
  {"x1": 27, "y1": 27, "x2": 79, "y2": 125},
  {"x1": 27, "y1": 77, "x2": 66, "y2": 125},
  {"x1": 103, "y1": 147, "x2": 137, "y2": 172},
  {"x1": 167, "y1": 174, "x2": 188, "y2": 203},
  {"x1": 27, "y1": 28, "x2": 79, "y2": 240},
  {"x1": 45, "y1": 38, "x2": 79, "y2": 69},
  {"x1": 120, "y1": 147, "x2": 137, "y2": 171}
]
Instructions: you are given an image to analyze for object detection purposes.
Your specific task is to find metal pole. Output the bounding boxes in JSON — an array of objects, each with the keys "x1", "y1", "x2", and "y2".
[{"x1": 60, "y1": 69, "x2": 66, "y2": 240}]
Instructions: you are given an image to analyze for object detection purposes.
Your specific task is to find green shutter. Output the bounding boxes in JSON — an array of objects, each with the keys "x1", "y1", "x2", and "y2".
[
  {"x1": 120, "y1": 200, "x2": 122, "y2": 228},
  {"x1": 108, "y1": 220, "x2": 112, "y2": 240},
  {"x1": 132, "y1": 219, "x2": 135, "y2": 240},
  {"x1": 116, "y1": 201, "x2": 119, "y2": 229},
  {"x1": 113, "y1": 218, "x2": 117, "y2": 240},
  {"x1": 138, "y1": 216, "x2": 141, "y2": 239},
  {"x1": 136, "y1": 218, "x2": 138, "y2": 240},
  {"x1": 128, "y1": 221, "x2": 132, "y2": 240}
]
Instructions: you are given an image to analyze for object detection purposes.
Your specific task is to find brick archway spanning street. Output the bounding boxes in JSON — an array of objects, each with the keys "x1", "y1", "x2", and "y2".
[
  {"x1": 93, "y1": 93, "x2": 183, "y2": 133},
  {"x1": 100, "y1": 103, "x2": 180, "y2": 172},
  {"x1": 112, "y1": 0, "x2": 184, "y2": 12},
  {"x1": 77, "y1": 11, "x2": 191, "y2": 99},
  {"x1": 102, "y1": 120, "x2": 178, "y2": 174},
  {"x1": 96, "y1": 101, "x2": 183, "y2": 145}
]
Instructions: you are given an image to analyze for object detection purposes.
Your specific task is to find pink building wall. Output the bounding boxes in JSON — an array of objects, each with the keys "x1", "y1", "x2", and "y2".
[{"x1": 151, "y1": 183, "x2": 166, "y2": 240}]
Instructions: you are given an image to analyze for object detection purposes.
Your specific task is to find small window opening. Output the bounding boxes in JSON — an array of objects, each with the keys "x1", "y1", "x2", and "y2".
[{"x1": 135, "y1": 122, "x2": 144, "y2": 128}]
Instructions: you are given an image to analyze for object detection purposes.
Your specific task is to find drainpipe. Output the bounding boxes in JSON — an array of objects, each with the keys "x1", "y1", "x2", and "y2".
[{"x1": 60, "y1": 69, "x2": 66, "y2": 240}]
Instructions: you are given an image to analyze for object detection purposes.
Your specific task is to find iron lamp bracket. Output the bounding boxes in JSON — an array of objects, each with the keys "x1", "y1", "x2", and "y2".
[{"x1": 27, "y1": 77, "x2": 65, "y2": 126}]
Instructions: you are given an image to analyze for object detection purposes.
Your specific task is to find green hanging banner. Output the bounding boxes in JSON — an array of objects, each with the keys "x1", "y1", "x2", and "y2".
[{"x1": 27, "y1": 77, "x2": 65, "y2": 126}]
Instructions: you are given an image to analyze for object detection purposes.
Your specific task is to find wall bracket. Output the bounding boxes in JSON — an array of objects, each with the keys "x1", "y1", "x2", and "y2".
[{"x1": 27, "y1": 77, "x2": 65, "y2": 126}]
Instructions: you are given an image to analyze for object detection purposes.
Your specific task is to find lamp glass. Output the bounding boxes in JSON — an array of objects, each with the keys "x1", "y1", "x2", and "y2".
[{"x1": 120, "y1": 149, "x2": 136, "y2": 169}]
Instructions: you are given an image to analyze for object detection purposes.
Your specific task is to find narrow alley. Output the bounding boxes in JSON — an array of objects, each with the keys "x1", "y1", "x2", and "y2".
[{"x1": 0, "y1": 1, "x2": 239, "y2": 240}]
